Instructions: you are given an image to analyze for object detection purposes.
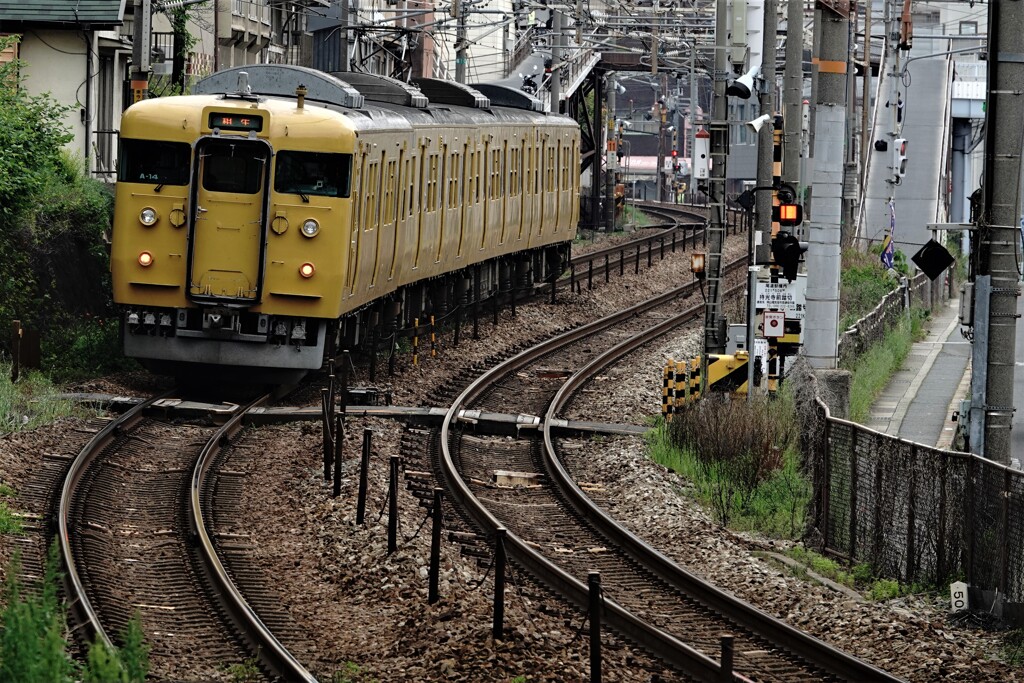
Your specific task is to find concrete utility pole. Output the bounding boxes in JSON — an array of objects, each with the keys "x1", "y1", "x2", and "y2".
[
  {"x1": 605, "y1": 74, "x2": 617, "y2": 232},
  {"x1": 803, "y1": 1, "x2": 849, "y2": 369},
  {"x1": 129, "y1": 0, "x2": 152, "y2": 103},
  {"x1": 754, "y1": 0, "x2": 778, "y2": 251},
  {"x1": 339, "y1": 0, "x2": 350, "y2": 72},
  {"x1": 689, "y1": 48, "x2": 699, "y2": 200},
  {"x1": 976, "y1": 0, "x2": 1024, "y2": 464},
  {"x1": 656, "y1": 75, "x2": 668, "y2": 203},
  {"x1": 782, "y1": 0, "x2": 804, "y2": 204},
  {"x1": 859, "y1": 0, "x2": 871, "y2": 190},
  {"x1": 454, "y1": 0, "x2": 467, "y2": 83},
  {"x1": 549, "y1": 11, "x2": 564, "y2": 111},
  {"x1": 702, "y1": 0, "x2": 731, "y2": 379},
  {"x1": 748, "y1": 0, "x2": 778, "y2": 395}
]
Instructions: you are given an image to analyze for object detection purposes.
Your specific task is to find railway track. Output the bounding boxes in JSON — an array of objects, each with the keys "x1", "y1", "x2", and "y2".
[
  {"x1": 58, "y1": 393, "x2": 318, "y2": 682},
  {"x1": 426, "y1": 254, "x2": 902, "y2": 681}
]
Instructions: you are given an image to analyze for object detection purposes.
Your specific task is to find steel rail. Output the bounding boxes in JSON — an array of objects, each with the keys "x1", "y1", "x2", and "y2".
[
  {"x1": 59, "y1": 391, "x2": 174, "y2": 652},
  {"x1": 541, "y1": 294, "x2": 905, "y2": 683},
  {"x1": 438, "y1": 258, "x2": 753, "y2": 680},
  {"x1": 190, "y1": 394, "x2": 319, "y2": 683}
]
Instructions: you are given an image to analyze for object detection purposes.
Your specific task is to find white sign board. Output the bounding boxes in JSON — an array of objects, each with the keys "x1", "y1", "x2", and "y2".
[
  {"x1": 763, "y1": 310, "x2": 785, "y2": 338},
  {"x1": 950, "y1": 581, "x2": 969, "y2": 613},
  {"x1": 753, "y1": 338, "x2": 769, "y2": 379},
  {"x1": 755, "y1": 273, "x2": 807, "y2": 319}
]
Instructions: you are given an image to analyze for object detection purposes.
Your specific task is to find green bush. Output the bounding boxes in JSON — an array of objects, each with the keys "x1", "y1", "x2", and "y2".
[
  {"x1": 1, "y1": 545, "x2": 151, "y2": 681},
  {"x1": 839, "y1": 248, "x2": 906, "y2": 332},
  {"x1": 659, "y1": 393, "x2": 808, "y2": 534},
  {"x1": 0, "y1": 36, "x2": 122, "y2": 378},
  {"x1": 0, "y1": 36, "x2": 73, "y2": 228},
  {"x1": 0, "y1": 365, "x2": 84, "y2": 432},
  {"x1": 0, "y1": 484, "x2": 20, "y2": 535}
]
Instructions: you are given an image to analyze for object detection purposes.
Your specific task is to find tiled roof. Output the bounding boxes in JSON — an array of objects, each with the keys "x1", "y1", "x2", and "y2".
[{"x1": 0, "y1": 1, "x2": 126, "y2": 28}]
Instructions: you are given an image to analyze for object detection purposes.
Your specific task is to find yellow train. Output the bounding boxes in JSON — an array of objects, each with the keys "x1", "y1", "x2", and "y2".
[{"x1": 111, "y1": 65, "x2": 580, "y2": 382}]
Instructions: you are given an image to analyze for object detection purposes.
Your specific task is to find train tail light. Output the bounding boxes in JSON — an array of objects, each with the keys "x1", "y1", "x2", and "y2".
[
  {"x1": 299, "y1": 262, "x2": 315, "y2": 278},
  {"x1": 138, "y1": 251, "x2": 154, "y2": 267}
]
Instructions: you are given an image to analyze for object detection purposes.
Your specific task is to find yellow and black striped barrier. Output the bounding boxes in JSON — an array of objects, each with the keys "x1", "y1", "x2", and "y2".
[{"x1": 661, "y1": 351, "x2": 759, "y2": 417}]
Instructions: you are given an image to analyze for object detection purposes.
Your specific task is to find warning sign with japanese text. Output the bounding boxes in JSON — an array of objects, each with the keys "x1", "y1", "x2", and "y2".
[{"x1": 755, "y1": 274, "x2": 806, "y2": 319}]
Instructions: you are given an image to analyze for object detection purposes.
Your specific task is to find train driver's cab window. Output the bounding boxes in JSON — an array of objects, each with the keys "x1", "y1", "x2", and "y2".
[
  {"x1": 275, "y1": 151, "x2": 353, "y2": 199},
  {"x1": 202, "y1": 141, "x2": 265, "y2": 194},
  {"x1": 118, "y1": 139, "x2": 191, "y2": 185}
]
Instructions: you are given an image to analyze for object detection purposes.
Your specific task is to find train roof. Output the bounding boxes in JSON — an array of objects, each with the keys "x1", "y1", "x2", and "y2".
[{"x1": 191, "y1": 64, "x2": 578, "y2": 135}]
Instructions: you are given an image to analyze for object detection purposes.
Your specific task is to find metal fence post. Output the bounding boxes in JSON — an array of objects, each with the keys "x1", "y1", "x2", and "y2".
[
  {"x1": 588, "y1": 572, "x2": 602, "y2": 683},
  {"x1": 356, "y1": 429, "x2": 372, "y2": 525},
  {"x1": 429, "y1": 488, "x2": 443, "y2": 604},
  {"x1": 823, "y1": 412, "x2": 832, "y2": 550},
  {"x1": 321, "y1": 388, "x2": 332, "y2": 481},
  {"x1": 492, "y1": 527, "x2": 507, "y2": 640},
  {"x1": 333, "y1": 415, "x2": 344, "y2": 498},
  {"x1": 1000, "y1": 468, "x2": 1011, "y2": 605},
  {"x1": 849, "y1": 428, "x2": 859, "y2": 561},
  {"x1": 906, "y1": 445, "x2": 917, "y2": 584},
  {"x1": 388, "y1": 455, "x2": 399, "y2": 555}
]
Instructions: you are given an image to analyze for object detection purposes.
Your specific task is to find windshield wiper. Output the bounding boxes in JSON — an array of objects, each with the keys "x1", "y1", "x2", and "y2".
[
  {"x1": 154, "y1": 184, "x2": 164, "y2": 193},
  {"x1": 299, "y1": 191, "x2": 309, "y2": 203}
]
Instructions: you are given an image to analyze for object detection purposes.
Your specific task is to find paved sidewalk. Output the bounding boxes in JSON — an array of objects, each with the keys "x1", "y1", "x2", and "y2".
[{"x1": 864, "y1": 298, "x2": 971, "y2": 449}]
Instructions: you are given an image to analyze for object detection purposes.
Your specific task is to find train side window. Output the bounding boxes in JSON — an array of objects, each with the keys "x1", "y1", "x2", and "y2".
[
  {"x1": 448, "y1": 152, "x2": 460, "y2": 209},
  {"x1": 275, "y1": 151, "x2": 352, "y2": 198},
  {"x1": 118, "y1": 139, "x2": 191, "y2": 185}
]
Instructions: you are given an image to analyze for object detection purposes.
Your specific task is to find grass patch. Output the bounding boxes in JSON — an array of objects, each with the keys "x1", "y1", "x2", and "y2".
[
  {"x1": 785, "y1": 546, "x2": 857, "y2": 587},
  {"x1": 1003, "y1": 629, "x2": 1024, "y2": 666},
  {"x1": 649, "y1": 393, "x2": 811, "y2": 539},
  {"x1": 844, "y1": 310, "x2": 926, "y2": 423},
  {"x1": 622, "y1": 204, "x2": 651, "y2": 228},
  {"x1": 783, "y1": 546, "x2": 932, "y2": 601},
  {"x1": 1, "y1": 544, "x2": 151, "y2": 681},
  {"x1": 0, "y1": 364, "x2": 94, "y2": 433},
  {"x1": 0, "y1": 484, "x2": 20, "y2": 535}
]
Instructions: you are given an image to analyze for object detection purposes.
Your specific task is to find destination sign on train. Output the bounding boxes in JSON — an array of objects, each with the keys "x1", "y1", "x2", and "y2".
[{"x1": 209, "y1": 113, "x2": 263, "y2": 132}]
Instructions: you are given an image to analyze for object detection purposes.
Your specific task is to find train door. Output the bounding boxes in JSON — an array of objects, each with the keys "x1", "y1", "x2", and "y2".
[{"x1": 188, "y1": 137, "x2": 270, "y2": 302}]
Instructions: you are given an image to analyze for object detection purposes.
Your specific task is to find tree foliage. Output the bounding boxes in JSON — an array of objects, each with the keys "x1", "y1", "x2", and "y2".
[
  {"x1": 0, "y1": 35, "x2": 120, "y2": 373},
  {"x1": 0, "y1": 35, "x2": 73, "y2": 228}
]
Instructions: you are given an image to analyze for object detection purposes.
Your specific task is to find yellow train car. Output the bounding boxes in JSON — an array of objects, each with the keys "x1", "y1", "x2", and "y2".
[{"x1": 111, "y1": 65, "x2": 580, "y2": 382}]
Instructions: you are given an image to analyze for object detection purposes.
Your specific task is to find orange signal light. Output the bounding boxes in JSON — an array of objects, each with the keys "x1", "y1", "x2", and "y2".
[
  {"x1": 138, "y1": 251, "x2": 154, "y2": 267},
  {"x1": 299, "y1": 262, "x2": 315, "y2": 278},
  {"x1": 773, "y1": 202, "x2": 803, "y2": 227}
]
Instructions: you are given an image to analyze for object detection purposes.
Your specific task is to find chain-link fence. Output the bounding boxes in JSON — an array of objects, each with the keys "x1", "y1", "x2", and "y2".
[
  {"x1": 837, "y1": 273, "x2": 932, "y2": 367},
  {"x1": 798, "y1": 273, "x2": 1024, "y2": 623},
  {"x1": 805, "y1": 400, "x2": 1024, "y2": 622}
]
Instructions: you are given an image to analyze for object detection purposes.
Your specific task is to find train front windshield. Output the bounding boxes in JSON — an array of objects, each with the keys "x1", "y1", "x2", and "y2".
[
  {"x1": 118, "y1": 140, "x2": 191, "y2": 185},
  {"x1": 274, "y1": 151, "x2": 353, "y2": 199}
]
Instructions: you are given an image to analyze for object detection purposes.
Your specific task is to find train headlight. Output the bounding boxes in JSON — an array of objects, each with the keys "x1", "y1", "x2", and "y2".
[
  {"x1": 138, "y1": 251, "x2": 154, "y2": 267},
  {"x1": 139, "y1": 207, "x2": 159, "y2": 226},
  {"x1": 299, "y1": 262, "x2": 315, "y2": 278},
  {"x1": 300, "y1": 219, "x2": 320, "y2": 238}
]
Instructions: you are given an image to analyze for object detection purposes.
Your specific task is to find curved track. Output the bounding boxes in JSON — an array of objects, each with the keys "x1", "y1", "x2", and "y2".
[
  {"x1": 431, "y1": 258, "x2": 902, "y2": 681},
  {"x1": 59, "y1": 393, "x2": 317, "y2": 682}
]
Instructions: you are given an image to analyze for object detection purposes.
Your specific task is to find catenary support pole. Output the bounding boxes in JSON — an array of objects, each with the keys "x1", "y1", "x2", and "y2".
[
  {"x1": 702, "y1": 0, "x2": 731, "y2": 390},
  {"x1": 783, "y1": 0, "x2": 804, "y2": 204},
  {"x1": 605, "y1": 74, "x2": 617, "y2": 231},
  {"x1": 804, "y1": 2, "x2": 849, "y2": 369},
  {"x1": 977, "y1": 0, "x2": 1024, "y2": 465}
]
